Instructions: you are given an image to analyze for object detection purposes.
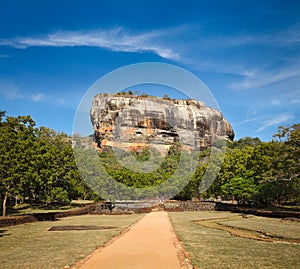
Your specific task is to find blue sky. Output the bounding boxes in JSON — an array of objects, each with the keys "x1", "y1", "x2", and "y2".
[{"x1": 0, "y1": 0, "x2": 299, "y2": 141}]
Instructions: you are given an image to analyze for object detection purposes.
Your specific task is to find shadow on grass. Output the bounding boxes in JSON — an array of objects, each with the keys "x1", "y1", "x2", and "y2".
[
  {"x1": 0, "y1": 229, "x2": 9, "y2": 237},
  {"x1": 6, "y1": 202, "x2": 76, "y2": 216},
  {"x1": 6, "y1": 206, "x2": 23, "y2": 215}
]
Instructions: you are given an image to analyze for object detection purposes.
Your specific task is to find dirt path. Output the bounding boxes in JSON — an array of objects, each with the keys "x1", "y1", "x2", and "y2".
[{"x1": 75, "y1": 212, "x2": 188, "y2": 269}]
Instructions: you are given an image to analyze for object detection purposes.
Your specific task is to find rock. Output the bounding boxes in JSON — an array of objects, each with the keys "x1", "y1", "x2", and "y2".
[{"x1": 90, "y1": 94, "x2": 234, "y2": 152}]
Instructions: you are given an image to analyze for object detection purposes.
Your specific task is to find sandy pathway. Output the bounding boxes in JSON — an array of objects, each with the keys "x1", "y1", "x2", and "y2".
[{"x1": 76, "y1": 212, "x2": 182, "y2": 269}]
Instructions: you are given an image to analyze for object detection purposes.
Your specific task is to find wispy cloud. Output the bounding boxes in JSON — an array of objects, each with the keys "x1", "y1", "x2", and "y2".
[
  {"x1": 58, "y1": 98, "x2": 65, "y2": 105},
  {"x1": 256, "y1": 112, "x2": 294, "y2": 132},
  {"x1": 1, "y1": 25, "x2": 299, "y2": 91},
  {"x1": 271, "y1": 99, "x2": 281, "y2": 106},
  {"x1": 271, "y1": 94, "x2": 300, "y2": 106},
  {"x1": 0, "y1": 27, "x2": 180, "y2": 60},
  {"x1": 31, "y1": 92, "x2": 47, "y2": 102},
  {"x1": 208, "y1": 25, "x2": 300, "y2": 48},
  {"x1": 0, "y1": 81, "x2": 50, "y2": 103},
  {"x1": 183, "y1": 25, "x2": 300, "y2": 90},
  {"x1": 230, "y1": 67, "x2": 300, "y2": 90},
  {"x1": 235, "y1": 116, "x2": 263, "y2": 126},
  {"x1": 290, "y1": 98, "x2": 300, "y2": 104},
  {"x1": 0, "y1": 82, "x2": 23, "y2": 100},
  {"x1": 234, "y1": 114, "x2": 270, "y2": 126}
]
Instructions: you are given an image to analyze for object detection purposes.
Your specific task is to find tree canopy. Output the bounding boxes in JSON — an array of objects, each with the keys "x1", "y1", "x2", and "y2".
[
  {"x1": 203, "y1": 125, "x2": 300, "y2": 206},
  {"x1": 1, "y1": 110, "x2": 299, "y2": 216},
  {"x1": 0, "y1": 112, "x2": 95, "y2": 216}
]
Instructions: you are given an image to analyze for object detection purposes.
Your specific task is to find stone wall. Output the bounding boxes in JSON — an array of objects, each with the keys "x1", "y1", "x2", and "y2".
[
  {"x1": 215, "y1": 202, "x2": 300, "y2": 219},
  {"x1": 0, "y1": 204, "x2": 96, "y2": 228},
  {"x1": 94, "y1": 201, "x2": 153, "y2": 214},
  {"x1": 0, "y1": 215, "x2": 37, "y2": 228},
  {"x1": 163, "y1": 201, "x2": 216, "y2": 212}
]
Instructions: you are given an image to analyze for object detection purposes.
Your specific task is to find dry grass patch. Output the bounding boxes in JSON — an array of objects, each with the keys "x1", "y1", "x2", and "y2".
[
  {"x1": 0, "y1": 214, "x2": 143, "y2": 269},
  {"x1": 219, "y1": 215, "x2": 300, "y2": 240},
  {"x1": 195, "y1": 215, "x2": 300, "y2": 244},
  {"x1": 169, "y1": 211, "x2": 300, "y2": 269}
]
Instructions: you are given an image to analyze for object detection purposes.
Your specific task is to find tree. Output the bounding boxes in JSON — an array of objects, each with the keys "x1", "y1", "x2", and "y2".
[
  {"x1": 232, "y1": 137, "x2": 261, "y2": 149},
  {"x1": 0, "y1": 115, "x2": 36, "y2": 216},
  {"x1": 33, "y1": 127, "x2": 92, "y2": 204},
  {"x1": 253, "y1": 124, "x2": 300, "y2": 205},
  {"x1": 216, "y1": 142, "x2": 259, "y2": 204},
  {"x1": 221, "y1": 177, "x2": 257, "y2": 204},
  {"x1": 218, "y1": 124, "x2": 300, "y2": 206},
  {"x1": 0, "y1": 115, "x2": 95, "y2": 216}
]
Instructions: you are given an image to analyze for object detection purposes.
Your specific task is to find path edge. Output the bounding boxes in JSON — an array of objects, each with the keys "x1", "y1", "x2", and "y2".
[
  {"x1": 70, "y1": 214, "x2": 146, "y2": 269},
  {"x1": 167, "y1": 212, "x2": 194, "y2": 269}
]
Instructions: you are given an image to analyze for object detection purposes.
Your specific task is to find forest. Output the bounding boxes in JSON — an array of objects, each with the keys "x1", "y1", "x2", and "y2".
[
  {"x1": 0, "y1": 112, "x2": 95, "y2": 216},
  {"x1": 1, "y1": 111, "x2": 299, "y2": 216}
]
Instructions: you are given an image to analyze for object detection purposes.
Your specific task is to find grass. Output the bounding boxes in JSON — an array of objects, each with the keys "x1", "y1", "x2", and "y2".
[
  {"x1": 0, "y1": 214, "x2": 143, "y2": 269},
  {"x1": 6, "y1": 203, "x2": 79, "y2": 216},
  {"x1": 169, "y1": 211, "x2": 300, "y2": 269},
  {"x1": 219, "y1": 215, "x2": 300, "y2": 240},
  {"x1": 6, "y1": 200, "x2": 95, "y2": 215}
]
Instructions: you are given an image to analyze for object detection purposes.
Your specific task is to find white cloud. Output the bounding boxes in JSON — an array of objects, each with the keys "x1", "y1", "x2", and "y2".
[
  {"x1": 290, "y1": 98, "x2": 300, "y2": 104},
  {"x1": 269, "y1": 93, "x2": 300, "y2": 106},
  {"x1": 0, "y1": 27, "x2": 180, "y2": 60},
  {"x1": 230, "y1": 67, "x2": 300, "y2": 90},
  {"x1": 31, "y1": 93, "x2": 47, "y2": 102},
  {"x1": 247, "y1": 109, "x2": 258, "y2": 115},
  {"x1": 181, "y1": 25, "x2": 300, "y2": 90},
  {"x1": 0, "y1": 81, "x2": 50, "y2": 103},
  {"x1": 256, "y1": 113, "x2": 294, "y2": 132},
  {"x1": 234, "y1": 116, "x2": 261, "y2": 126},
  {"x1": 208, "y1": 25, "x2": 300, "y2": 48},
  {"x1": 271, "y1": 99, "x2": 281, "y2": 106},
  {"x1": 58, "y1": 98, "x2": 65, "y2": 105},
  {"x1": 0, "y1": 82, "x2": 23, "y2": 100},
  {"x1": 234, "y1": 114, "x2": 270, "y2": 126}
]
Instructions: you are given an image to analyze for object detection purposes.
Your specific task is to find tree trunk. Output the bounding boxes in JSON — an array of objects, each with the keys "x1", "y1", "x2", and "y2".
[{"x1": 2, "y1": 192, "x2": 8, "y2": 217}]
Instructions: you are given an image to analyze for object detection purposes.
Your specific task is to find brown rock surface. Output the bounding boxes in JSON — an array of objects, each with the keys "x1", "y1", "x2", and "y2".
[{"x1": 90, "y1": 94, "x2": 234, "y2": 152}]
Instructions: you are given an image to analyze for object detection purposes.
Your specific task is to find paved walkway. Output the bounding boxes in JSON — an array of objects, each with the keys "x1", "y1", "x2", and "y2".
[{"x1": 77, "y1": 212, "x2": 182, "y2": 269}]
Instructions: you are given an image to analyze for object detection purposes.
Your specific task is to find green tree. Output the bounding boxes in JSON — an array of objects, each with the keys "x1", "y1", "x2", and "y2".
[
  {"x1": 232, "y1": 137, "x2": 261, "y2": 149},
  {"x1": 0, "y1": 114, "x2": 36, "y2": 216},
  {"x1": 0, "y1": 114, "x2": 95, "y2": 216},
  {"x1": 254, "y1": 124, "x2": 300, "y2": 205},
  {"x1": 221, "y1": 177, "x2": 257, "y2": 204}
]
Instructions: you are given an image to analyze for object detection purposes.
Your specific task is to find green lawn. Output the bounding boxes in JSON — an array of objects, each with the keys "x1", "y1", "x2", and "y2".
[
  {"x1": 169, "y1": 211, "x2": 300, "y2": 269},
  {"x1": 0, "y1": 214, "x2": 143, "y2": 269}
]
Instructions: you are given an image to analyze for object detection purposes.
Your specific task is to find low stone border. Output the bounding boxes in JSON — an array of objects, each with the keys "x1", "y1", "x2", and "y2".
[
  {"x1": 94, "y1": 202, "x2": 153, "y2": 214},
  {"x1": 55, "y1": 204, "x2": 95, "y2": 218},
  {"x1": 163, "y1": 201, "x2": 216, "y2": 212},
  {"x1": 163, "y1": 201, "x2": 300, "y2": 219},
  {"x1": 0, "y1": 215, "x2": 37, "y2": 228},
  {"x1": 215, "y1": 202, "x2": 300, "y2": 219},
  {"x1": 2, "y1": 202, "x2": 298, "y2": 228},
  {"x1": 0, "y1": 204, "x2": 96, "y2": 228}
]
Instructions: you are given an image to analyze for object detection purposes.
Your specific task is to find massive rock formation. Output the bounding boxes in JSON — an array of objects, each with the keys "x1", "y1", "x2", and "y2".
[{"x1": 90, "y1": 94, "x2": 234, "y2": 153}]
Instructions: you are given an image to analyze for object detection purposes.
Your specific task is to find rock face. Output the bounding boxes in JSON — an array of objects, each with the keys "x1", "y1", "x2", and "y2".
[{"x1": 90, "y1": 94, "x2": 234, "y2": 153}]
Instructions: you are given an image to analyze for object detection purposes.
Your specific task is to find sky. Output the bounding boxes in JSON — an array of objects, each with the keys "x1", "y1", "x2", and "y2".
[{"x1": 0, "y1": 0, "x2": 300, "y2": 141}]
